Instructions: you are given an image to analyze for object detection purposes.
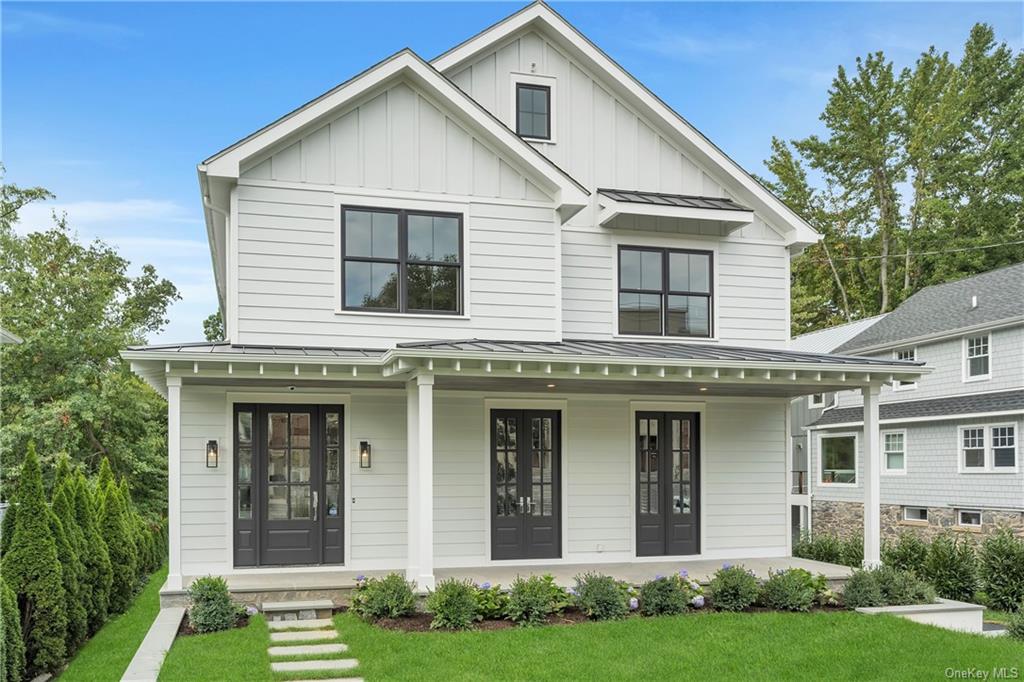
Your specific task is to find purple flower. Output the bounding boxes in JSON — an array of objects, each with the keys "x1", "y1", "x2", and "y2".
[
  {"x1": 678, "y1": 569, "x2": 688, "y2": 578},
  {"x1": 691, "y1": 595, "x2": 705, "y2": 608},
  {"x1": 355, "y1": 574, "x2": 366, "y2": 582},
  {"x1": 655, "y1": 574, "x2": 663, "y2": 580},
  {"x1": 629, "y1": 597, "x2": 639, "y2": 610},
  {"x1": 244, "y1": 605, "x2": 258, "y2": 616},
  {"x1": 722, "y1": 563, "x2": 732, "y2": 570},
  {"x1": 481, "y1": 582, "x2": 491, "y2": 589},
  {"x1": 567, "y1": 587, "x2": 577, "y2": 596}
]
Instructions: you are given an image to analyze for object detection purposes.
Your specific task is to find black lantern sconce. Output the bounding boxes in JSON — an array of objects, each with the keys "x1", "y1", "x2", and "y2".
[
  {"x1": 359, "y1": 441, "x2": 372, "y2": 469},
  {"x1": 206, "y1": 440, "x2": 219, "y2": 468}
]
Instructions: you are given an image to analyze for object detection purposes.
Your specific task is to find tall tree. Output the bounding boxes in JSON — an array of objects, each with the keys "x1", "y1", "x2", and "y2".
[{"x1": 202, "y1": 310, "x2": 224, "y2": 342}]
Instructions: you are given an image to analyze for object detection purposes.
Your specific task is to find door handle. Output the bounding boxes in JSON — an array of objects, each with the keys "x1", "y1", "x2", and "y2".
[
  {"x1": 519, "y1": 496, "x2": 524, "y2": 515},
  {"x1": 526, "y1": 496, "x2": 532, "y2": 514},
  {"x1": 313, "y1": 490, "x2": 318, "y2": 521}
]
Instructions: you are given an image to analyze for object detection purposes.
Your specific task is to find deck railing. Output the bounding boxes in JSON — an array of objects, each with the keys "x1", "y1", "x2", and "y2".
[{"x1": 791, "y1": 470, "x2": 808, "y2": 495}]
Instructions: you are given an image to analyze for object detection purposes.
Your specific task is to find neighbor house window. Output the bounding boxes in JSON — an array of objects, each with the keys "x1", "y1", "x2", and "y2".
[
  {"x1": 516, "y1": 83, "x2": 550, "y2": 140},
  {"x1": 992, "y1": 425, "x2": 1017, "y2": 469},
  {"x1": 961, "y1": 427, "x2": 986, "y2": 469},
  {"x1": 618, "y1": 247, "x2": 712, "y2": 338},
  {"x1": 820, "y1": 434, "x2": 857, "y2": 485},
  {"x1": 960, "y1": 424, "x2": 1018, "y2": 472},
  {"x1": 342, "y1": 207, "x2": 462, "y2": 314},
  {"x1": 808, "y1": 393, "x2": 835, "y2": 409},
  {"x1": 893, "y1": 348, "x2": 917, "y2": 390},
  {"x1": 882, "y1": 430, "x2": 906, "y2": 474},
  {"x1": 957, "y1": 509, "x2": 982, "y2": 528},
  {"x1": 963, "y1": 334, "x2": 990, "y2": 381},
  {"x1": 903, "y1": 507, "x2": 928, "y2": 522}
]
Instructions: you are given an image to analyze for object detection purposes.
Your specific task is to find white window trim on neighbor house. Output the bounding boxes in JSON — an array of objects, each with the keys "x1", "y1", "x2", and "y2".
[
  {"x1": 510, "y1": 72, "x2": 558, "y2": 144},
  {"x1": 892, "y1": 347, "x2": 917, "y2": 391},
  {"x1": 902, "y1": 506, "x2": 928, "y2": 523},
  {"x1": 808, "y1": 392, "x2": 835, "y2": 409},
  {"x1": 881, "y1": 429, "x2": 907, "y2": 475},
  {"x1": 962, "y1": 333, "x2": 992, "y2": 383},
  {"x1": 956, "y1": 509, "x2": 983, "y2": 528},
  {"x1": 817, "y1": 431, "x2": 859, "y2": 487},
  {"x1": 958, "y1": 423, "x2": 1018, "y2": 474}
]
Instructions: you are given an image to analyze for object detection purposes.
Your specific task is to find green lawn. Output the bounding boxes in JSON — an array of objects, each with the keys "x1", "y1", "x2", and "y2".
[
  {"x1": 158, "y1": 608, "x2": 1023, "y2": 681},
  {"x1": 60, "y1": 565, "x2": 168, "y2": 681}
]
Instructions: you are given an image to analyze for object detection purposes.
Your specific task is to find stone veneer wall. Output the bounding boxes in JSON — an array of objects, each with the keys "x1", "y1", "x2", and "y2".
[{"x1": 811, "y1": 500, "x2": 1024, "y2": 544}]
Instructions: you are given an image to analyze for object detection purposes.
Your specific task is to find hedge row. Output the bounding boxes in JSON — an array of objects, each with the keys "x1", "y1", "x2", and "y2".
[{"x1": 0, "y1": 448, "x2": 166, "y2": 681}]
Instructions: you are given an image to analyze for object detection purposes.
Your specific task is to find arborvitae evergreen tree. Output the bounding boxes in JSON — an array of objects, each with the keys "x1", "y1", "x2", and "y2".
[
  {"x1": 51, "y1": 486, "x2": 89, "y2": 654},
  {"x1": 0, "y1": 492, "x2": 15, "y2": 558},
  {"x1": 0, "y1": 446, "x2": 67, "y2": 675},
  {"x1": 118, "y1": 479, "x2": 146, "y2": 577},
  {"x1": 94, "y1": 458, "x2": 114, "y2": 508},
  {"x1": 52, "y1": 455, "x2": 72, "y2": 497},
  {"x1": 98, "y1": 480, "x2": 137, "y2": 613},
  {"x1": 1, "y1": 577, "x2": 26, "y2": 682},
  {"x1": 73, "y1": 473, "x2": 112, "y2": 632}
]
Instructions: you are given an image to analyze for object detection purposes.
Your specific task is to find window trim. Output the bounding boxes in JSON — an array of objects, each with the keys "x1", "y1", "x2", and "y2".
[
  {"x1": 510, "y1": 72, "x2": 557, "y2": 143},
  {"x1": 962, "y1": 333, "x2": 992, "y2": 383},
  {"x1": 957, "y1": 423, "x2": 1018, "y2": 474},
  {"x1": 339, "y1": 205, "x2": 464, "y2": 316},
  {"x1": 881, "y1": 429, "x2": 907, "y2": 475},
  {"x1": 808, "y1": 393, "x2": 835, "y2": 409},
  {"x1": 902, "y1": 506, "x2": 928, "y2": 523},
  {"x1": 616, "y1": 245, "x2": 714, "y2": 339},
  {"x1": 892, "y1": 347, "x2": 918, "y2": 391},
  {"x1": 817, "y1": 431, "x2": 859, "y2": 488},
  {"x1": 956, "y1": 509, "x2": 983, "y2": 528}
]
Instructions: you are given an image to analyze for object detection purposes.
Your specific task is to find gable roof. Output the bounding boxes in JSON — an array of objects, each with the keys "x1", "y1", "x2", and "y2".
[
  {"x1": 789, "y1": 314, "x2": 888, "y2": 354},
  {"x1": 834, "y1": 263, "x2": 1024, "y2": 354},
  {"x1": 432, "y1": 1, "x2": 820, "y2": 248}
]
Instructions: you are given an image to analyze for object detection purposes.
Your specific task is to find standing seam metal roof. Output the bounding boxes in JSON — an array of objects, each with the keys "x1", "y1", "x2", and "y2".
[{"x1": 597, "y1": 189, "x2": 752, "y2": 212}]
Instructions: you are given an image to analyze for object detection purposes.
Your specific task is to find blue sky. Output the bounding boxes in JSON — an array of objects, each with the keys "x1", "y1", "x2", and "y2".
[{"x1": 4, "y1": 1, "x2": 1021, "y2": 344}]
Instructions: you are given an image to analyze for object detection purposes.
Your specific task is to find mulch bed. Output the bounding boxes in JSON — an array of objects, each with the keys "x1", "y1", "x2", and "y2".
[
  {"x1": 373, "y1": 608, "x2": 597, "y2": 632},
  {"x1": 177, "y1": 613, "x2": 250, "y2": 637}
]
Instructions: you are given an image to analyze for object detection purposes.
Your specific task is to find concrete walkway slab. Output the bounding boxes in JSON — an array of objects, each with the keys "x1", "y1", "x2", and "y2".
[
  {"x1": 121, "y1": 606, "x2": 186, "y2": 682},
  {"x1": 270, "y1": 629, "x2": 338, "y2": 642},
  {"x1": 271, "y1": 659, "x2": 359, "y2": 673},
  {"x1": 269, "y1": 643, "x2": 348, "y2": 657},
  {"x1": 267, "y1": 618, "x2": 334, "y2": 630}
]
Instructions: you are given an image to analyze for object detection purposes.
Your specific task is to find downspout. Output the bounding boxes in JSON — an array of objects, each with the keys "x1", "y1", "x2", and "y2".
[{"x1": 203, "y1": 194, "x2": 231, "y2": 343}]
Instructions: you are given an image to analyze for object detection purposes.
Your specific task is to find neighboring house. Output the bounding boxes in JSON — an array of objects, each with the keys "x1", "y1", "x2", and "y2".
[
  {"x1": 0, "y1": 327, "x2": 22, "y2": 345},
  {"x1": 800, "y1": 264, "x2": 1024, "y2": 542},
  {"x1": 123, "y1": 2, "x2": 923, "y2": 598}
]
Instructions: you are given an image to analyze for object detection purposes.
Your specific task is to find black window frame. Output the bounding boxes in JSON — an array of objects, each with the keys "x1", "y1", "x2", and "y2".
[
  {"x1": 515, "y1": 83, "x2": 552, "y2": 141},
  {"x1": 617, "y1": 245, "x2": 714, "y2": 338},
  {"x1": 341, "y1": 206, "x2": 463, "y2": 315}
]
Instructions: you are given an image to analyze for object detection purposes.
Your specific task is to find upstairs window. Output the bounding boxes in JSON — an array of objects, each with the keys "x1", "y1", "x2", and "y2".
[
  {"x1": 893, "y1": 347, "x2": 917, "y2": 390},
  {"x1": 342, "y1": 207, "x2": 462, "y2": 315},
  {"x1": 516, "y1": 83, "x2": 550, "y2": 140},
  {"x1": 963, "y1": 334, "x2": 990, "y2": 381},
  {"x1": 618, "y1": 247, "x2": 713, "y2": 338}
]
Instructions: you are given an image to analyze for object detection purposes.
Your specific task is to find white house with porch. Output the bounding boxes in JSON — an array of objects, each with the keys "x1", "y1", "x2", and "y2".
[{"x1": 124, "y1": 2, "x2": 926, "y2": 602}]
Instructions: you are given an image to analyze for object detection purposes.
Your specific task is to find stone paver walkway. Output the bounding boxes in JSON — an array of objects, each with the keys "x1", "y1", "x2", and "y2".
[{"x1": 264, "y1": 612, "x2": 362, "y2": 682}]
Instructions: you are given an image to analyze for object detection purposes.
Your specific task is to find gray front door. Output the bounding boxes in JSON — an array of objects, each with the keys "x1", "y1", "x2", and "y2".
[
  {"x1": 233, "y1": 404, "x2": 344, "y2": 567},
  {"x1": 491, "y1": 410, "x2": 561, "y2": 560},
  {"x1": 636, "y1": 412, "x2": 699, "y2": 556}
]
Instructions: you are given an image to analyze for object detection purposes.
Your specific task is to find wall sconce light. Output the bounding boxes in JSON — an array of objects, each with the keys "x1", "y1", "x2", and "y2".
[
  {"x1": 359, "y1": 441, "x2": 372, "y2": 469},
  {"x1": 206, "y1": 440, "x2": 219, "y2": 468}
]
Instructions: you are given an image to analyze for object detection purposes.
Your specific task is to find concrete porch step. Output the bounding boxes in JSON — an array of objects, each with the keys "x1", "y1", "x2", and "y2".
[
  {"x1": 269, "y1": 643, "x2": 348, "y2": 657},
  {"x1": 270, "y1": 629, "x2": 338, "y2": 642},
  {"x1": 267, "y1": 618, "x2": 334, "y2": 631},
  {"x1": 271, "y1": 659, "x2": 359, "y2": 673},
  {"x1": 263, "y1": 599, "x2": 335, "y2": 612}
]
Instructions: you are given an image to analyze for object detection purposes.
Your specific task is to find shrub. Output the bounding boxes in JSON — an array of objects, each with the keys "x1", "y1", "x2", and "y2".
[
  {"x1": 793, "y1": 532, "x2": 842, "y2": 564},
  {"x1": 978, "y1": 529, "x2": 1024, "y2": 612},
  {"x1": 98, "y1": 478, "x2": 138, "y2": 614},
  {"x1": 759, "y1": 569, "x2": 817, "y2": 612},
  {"x1": 187, "y1": 576, "x2": 239, "y2": 633},
  {"x1": 708, "y1": 565, "x2": 760, "y2": 612},
  {"x1": 874, "y1": 566, "x2": 936, "y2": 606},
  {"x1": 1007, "y1": 604, "x2": 1024, "y2": 642},
  {"x1": 539, "y1": 574, "x2": 573, "y2": 614},
  {"x1": 882, "y1": 532, "x2": 928, "y2": 573},
  {"x1": 507, "y1": 576, "x2": 554, "y2": 627},
  {"x1": 426, "y1": 579, "x2": 478, "y2": 630},
  {"x1": 475, "y1": 582, "x2": 509, "y2": 620},
  {"x1": 573, "y1": 573, "x2": 629, "y2": 620},
  {"x1": 48, "y1": 504, "x2": 88, "y2": 656},
  {"x1": 1, "y1": 446, "x2": 68, "y2": 676},
  {"x1": 923, "y1": 533, "x2": 978, "y2": 602},
  {"x1": 350, "y1": 573, "x2": 416, "y2": 620},
  {"x1": 72, "y1": 472, "x2": 112, "y2": 633},
  {"x1": 1, "y1": 577, "x2": 26, "y2": 682},
  {"x1": 839, "y1": 534, "x2": 864, "y2": 568},
  {"x1": 639, "y1": 577, "x2": 688, "y2": 616},
  {"x1": 842, "y1": 569, "x2": 884, "y2": 609}
]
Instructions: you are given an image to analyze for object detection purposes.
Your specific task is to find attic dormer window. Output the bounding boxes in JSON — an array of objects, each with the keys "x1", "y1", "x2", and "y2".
[{"x1": 516, "y1": 83, "x2": 551, "y2": 140}]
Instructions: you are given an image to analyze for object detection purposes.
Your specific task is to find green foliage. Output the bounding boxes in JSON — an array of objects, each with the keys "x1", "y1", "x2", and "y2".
[
  {"x1": 474, "y1": 583, "x2": 509, "y2": 620},
  {"x1": 1007, "y1": 605, "x2": 1024, "y2": 641},
  {"x1": 539, "y1": 574, "x2": 573, "y2": 614},
  {"x1": 572, "y1": 573, "x2": 629, "y2": 621},
  {"x1": 73, "y1": 472, "x2": 112, "y2": 632},
  {"x1": 0, "y1": 502, "x2": 14, "y2": 557},
  {"x1": 839, "y1": 534, "x2": 865, "y2": 569},
  {"x1": 98, "y1": 477, "x2": 138, "y2": 614},
  {"x1": 709, "y1": 565, "x2": 761, "y2": 612},
  {"x1": 638, "y1": 576, "x2": 688, "y2": 616},
  {"x1": 0, "y1": 577, "x2": 25, "y2": 682},
  {"x1": 842, "y1": 570, "x2": 884, "y2": 609},
  {"x1": 0, "y1": 446, "x2": 67, "y2": 675},
  {"x1": 203, "y1": 311, "x2": 224, "y2": 342},
  {"x1": 760, "y1": 569, "x2": 818, "y2": 612},
  {"x1": 978, "y1": 529, "x2": 1024, "y2": 612},
  {"x1": 0, "y1": 184, "x2": 178, "y2": 519},
  {"x1": 793, "y1": 532, "x2": 866, "y2": 569},
  {"x1": 426, "y1": 579, "x2": 479, "y2": 630},
  {"x1": 923, "y1": 534, "x2": 978, "y2": 602},
  {"x1": 186, "y1": 576, "x2": 240, "y2": 634},
  {"x1": 507, "y1": 576, "x2": 556, "y2": 627},
  {"x1": 49, "y1": 495, "x2": 88, "y2": 655},
  {"x1": 873, "y1": 566, "x2": 936, "y2": 606},
  {"x1": 350, "y1": 574, "x2": 416, "y2": 620},
  {"x1": 882, "y1": 532, "x2": 929, "y2": 573}
]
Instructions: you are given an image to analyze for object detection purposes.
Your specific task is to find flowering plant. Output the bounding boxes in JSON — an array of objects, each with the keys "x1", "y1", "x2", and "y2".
[{"x1": 475, "y1": 582, "x2": 510, "y2": 619}]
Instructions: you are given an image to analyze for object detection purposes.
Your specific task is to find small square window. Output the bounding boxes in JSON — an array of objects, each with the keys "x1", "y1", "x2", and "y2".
[
  {"x1": 903, "y1": 507, "x2": 928, "y2": 522},
  {"x1": 808, "y1": 393, "x2": 833, "y2": 409},
  {"x1": 893, "y1": 348, "x2": 917, "y2": 389},
  {"x1": 516, "y1": 83, "x2": 551, "y2": 140},
  {"x1": 957, "y1": 509, "x2": 982, "y2": 527}
]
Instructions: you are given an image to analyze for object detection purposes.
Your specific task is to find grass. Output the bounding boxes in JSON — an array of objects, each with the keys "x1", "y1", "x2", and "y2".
[
  {"x1": 60, "y1": 565, "x2": 168, "y2": 681},
  {"x1": 157, "y1": 608, "x2": 1023, "y2": 681}
]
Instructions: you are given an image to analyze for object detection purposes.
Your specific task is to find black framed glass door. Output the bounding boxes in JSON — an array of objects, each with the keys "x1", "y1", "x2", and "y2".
[{"x1": 636, "y1": 411, "x2": 699, "y2": 556}]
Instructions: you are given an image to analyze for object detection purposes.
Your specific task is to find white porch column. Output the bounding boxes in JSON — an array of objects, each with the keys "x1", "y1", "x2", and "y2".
[
  {"x1": 405, "y1": 380, "x2": 420, "y2": 584},
  {"x1": 411, "y1": 374, "x2": 435, "y2": 591},
  {"x1": 166, "y1": 377, "x2": 183, "y2": 590},
  {"x1": 862, "y1": 383, "x2": 882, "y2": 568}
]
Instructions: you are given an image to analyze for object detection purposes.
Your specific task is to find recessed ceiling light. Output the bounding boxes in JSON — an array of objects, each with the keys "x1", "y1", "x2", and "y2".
[
  {"x1": 547, "y1": 383, "x2": 556, "y2": 389},
  {"x1": 699, "y1": 387, "x2": 708, "y2": 392}
]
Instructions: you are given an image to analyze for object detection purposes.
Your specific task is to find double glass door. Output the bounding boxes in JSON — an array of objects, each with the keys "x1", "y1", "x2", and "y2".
[{"x1": 636, "y1": 411, "x2": 699, "y2": 556}]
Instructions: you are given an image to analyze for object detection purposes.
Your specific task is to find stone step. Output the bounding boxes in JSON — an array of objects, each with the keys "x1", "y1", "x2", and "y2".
[
  {"x1": 267, "y1": 618, "x2": 334, "y2": 631},
  {"x1": 269, "y1": 643, "x2": 348, "y2": 657},
  {"x1": 263, "y1": 599, "x2": 335, "y2": 613},
  {"x1": 270, "y1": 629, "x2": 338, "y2": 642},
  {"x1": 271, "y1": 659, "x2": 359, "y2": 673}
]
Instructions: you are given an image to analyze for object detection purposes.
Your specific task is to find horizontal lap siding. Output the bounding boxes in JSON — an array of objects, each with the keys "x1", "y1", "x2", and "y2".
[
  {"x1": 234, "y1": 184, "x2": 560, "y2": 347},
  {"x1": 180, "y1": 386, "x2": 229, "y2": 576},
  {"x1": 433, "y1": 396, "x2": 486, "y2": 559},
  {"x1": 350, "y1": 395, "x2": 407, "y2": 562}
]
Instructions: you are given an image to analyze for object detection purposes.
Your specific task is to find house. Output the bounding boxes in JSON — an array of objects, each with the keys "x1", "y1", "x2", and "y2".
[
  {"x1": 799, "y1": 264, "x2": 1024, "y2": 542},
  {"x1": 123, "y1": 2, "x2": 925, "y2": 601}
]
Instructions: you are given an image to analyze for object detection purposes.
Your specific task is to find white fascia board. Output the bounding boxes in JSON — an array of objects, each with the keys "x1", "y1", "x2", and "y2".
[
  {"x1": 597, "y1": 198, "x2": 753, "y2": 230},
  {"x1": 432, "y1": 3, "x2": 819, "y2": 245},
  {"x1": 197, "y1": 169, "x2": 228, "y2": 322}
]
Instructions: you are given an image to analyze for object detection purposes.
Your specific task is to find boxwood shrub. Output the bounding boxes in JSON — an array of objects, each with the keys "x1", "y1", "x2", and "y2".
[
  {"x1": 573, "y1": 573, "x2": 629, "y2": 620},
  {"x1": 759, "y1": 568, "x2": 817, "y2": 612},
  {"x1": 351, "y1": 573, "x2": 416, "y2": 620},
  {"x1": 426, "y1": 578, "x2": 479, "y2": 630},
  {"x1": 708, "y1": 565, "x2": 760, "y2": 612},
  {"x1": 187, "y1": 576, "x2": 240, "y2": 633},
  {"x1": 639, "y1": 576, "x2": 688, "y2": 616},
  {"x1": 507, "y1": 575, "x2": 555, "y2": 627},
  {"x1": 842, "y1": 569, "x2": 884, "y2": 609}
]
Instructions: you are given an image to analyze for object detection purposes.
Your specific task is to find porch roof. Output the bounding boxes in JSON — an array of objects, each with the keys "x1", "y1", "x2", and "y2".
[{"x1": 810, "y1": 389, "x2": 1024, "y2": 428}]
